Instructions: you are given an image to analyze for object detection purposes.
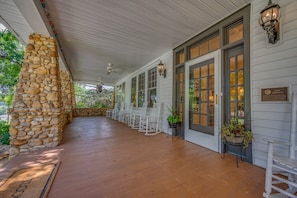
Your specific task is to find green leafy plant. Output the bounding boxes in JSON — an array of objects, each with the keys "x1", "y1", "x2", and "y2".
[
  {"x1": 167, "y1": 106, "x2": 181, "y2": 124},
  {"x1": 0, "y1": 120, "x2": 10, "y2": 145},
  {"x1": 221, "y1": 118, "x2": 253, "y2": 148}
]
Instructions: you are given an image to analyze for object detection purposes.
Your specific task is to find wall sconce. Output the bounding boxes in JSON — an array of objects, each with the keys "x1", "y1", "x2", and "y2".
[
  {"x1": 157, "y1": 61, "x2": 166, "y2": 78},
  {"x1": 259, "y1": 0, "x2": 281, "y2": 44}
]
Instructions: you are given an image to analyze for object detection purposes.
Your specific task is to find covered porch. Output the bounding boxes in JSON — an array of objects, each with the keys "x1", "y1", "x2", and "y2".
[{"x1": 0, "y1": 116, "x2": 265, "y2": 197}]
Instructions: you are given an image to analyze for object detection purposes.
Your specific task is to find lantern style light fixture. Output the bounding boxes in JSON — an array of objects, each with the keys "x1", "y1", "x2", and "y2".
[
  {"x1": 157, "y1": 61, "x2": 166, "y2": 78},
  {"x1": 259, "y1": 0, "x2": 281, "y2": 44}
]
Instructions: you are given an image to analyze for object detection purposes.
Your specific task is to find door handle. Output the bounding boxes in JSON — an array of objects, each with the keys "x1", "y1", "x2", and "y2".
[{"x1": 216, "y1": 94, "x2": 218, "y2": 104}]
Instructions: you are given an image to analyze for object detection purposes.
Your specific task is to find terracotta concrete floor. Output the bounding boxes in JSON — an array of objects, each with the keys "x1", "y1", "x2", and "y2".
[{"x1": 0, "y1": 117, "x2": 265, "y2": 198}]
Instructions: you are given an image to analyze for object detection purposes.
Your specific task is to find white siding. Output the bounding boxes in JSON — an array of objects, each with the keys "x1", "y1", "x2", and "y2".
[
  {"x1": 115, "y1": 0, "x2": 297, "y2": 167},
  {"x1": 115, "y1": 51, "x2": 174, "y2": 135},
  {"x1": 251, "y1": 0, "x2": 297, "y2": 168},
  {"x1": 157, "y1": 51, "x2": 174, "y2": 135}
]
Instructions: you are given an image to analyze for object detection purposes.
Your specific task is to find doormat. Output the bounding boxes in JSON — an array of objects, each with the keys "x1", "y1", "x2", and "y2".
[{"x1": 0, "y1": 161, "x2": 60, "y2": 198}]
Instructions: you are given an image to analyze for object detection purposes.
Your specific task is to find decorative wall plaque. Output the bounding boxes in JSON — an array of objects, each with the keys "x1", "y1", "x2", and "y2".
[{"x1": 261, "y1": 87, "x2": 288, "y2": 102}]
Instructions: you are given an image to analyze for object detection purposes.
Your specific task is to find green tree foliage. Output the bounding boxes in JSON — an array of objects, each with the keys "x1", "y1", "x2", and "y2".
[
  {"x1": 0, "y1": 120, "x2": 10, "y2": 145},
  {"x1": 0, "y1": 28, "x2": 25, "y2": 108},
  {"x1": 74, "y1": 83, "x2": 113, "y2": 108},
  {"x1": 0, "y1": 105, "x2": 7, "y2": 115}
]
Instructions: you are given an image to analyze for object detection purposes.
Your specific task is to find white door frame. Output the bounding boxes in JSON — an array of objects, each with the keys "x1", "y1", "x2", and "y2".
[{"x1": 184, "y1": 50, "x2": 222, "y2": 152}]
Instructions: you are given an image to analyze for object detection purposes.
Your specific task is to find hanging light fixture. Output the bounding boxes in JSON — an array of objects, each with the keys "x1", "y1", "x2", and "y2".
[
  {"x1": 259, "y1": 0, "x2": 281, "y2": 44},
  {"x1": 157, "y1": 61, "x2": 166, "y2": 78}
]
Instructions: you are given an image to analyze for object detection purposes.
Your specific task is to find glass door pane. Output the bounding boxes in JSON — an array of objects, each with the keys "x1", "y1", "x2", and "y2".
[
  {"x1": 131, "y1": 77, "x2": 137, "y2": 107},
  {"x1": 226, "y1": 46, "x2": 245, "y2": 123},
  {"x1": 138, "y1": 73, "x2": 145, "y2": 107},
  {"x1": 189, "y1": 59, "x2": 215, "y2": 135}
]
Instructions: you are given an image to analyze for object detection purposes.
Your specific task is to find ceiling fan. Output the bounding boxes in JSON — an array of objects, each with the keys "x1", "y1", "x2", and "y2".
[
  {"x1": 106, "y1": 63, "x2": 121, "y2": 75},
  {"x1": 107, "y1": 63, "x2": 113, "y2": 75}
]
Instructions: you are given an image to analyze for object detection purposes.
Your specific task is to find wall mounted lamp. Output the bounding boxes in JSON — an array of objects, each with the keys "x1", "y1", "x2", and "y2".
[
  {"x1": 157, "y1": 61, "x2": 166, "y2": 78},
  {"x1": 259, "y1": 0, "x2": 281, "y2": 44}
]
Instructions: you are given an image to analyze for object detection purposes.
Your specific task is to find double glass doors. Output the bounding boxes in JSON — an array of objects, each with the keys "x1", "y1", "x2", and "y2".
[
  {"x1": 178, "y1": 46, "x2": 247, "y2": 154},
  {"x1": 173, "y1": 6, "x2": 250, "y2": 156}
]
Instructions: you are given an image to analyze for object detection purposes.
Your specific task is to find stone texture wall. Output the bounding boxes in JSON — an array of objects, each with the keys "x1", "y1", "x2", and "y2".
[
  {"x1": 70, "y1": 82, "x2": 76, "y2": 109},
  {"x1": 60, "y1": 70, "x2": 73, "y2": 123},
  {"x1": 73, "y1": 108, "x2": 107, "y2": 117},
  {"x1": 9, "y1": 33, "x2": 65, "y2": 152}
]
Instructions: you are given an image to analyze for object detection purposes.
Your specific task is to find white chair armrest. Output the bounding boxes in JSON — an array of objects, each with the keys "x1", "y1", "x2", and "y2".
[{"x1": 263, "y1": 138, "x2": 291, "y2": 146}]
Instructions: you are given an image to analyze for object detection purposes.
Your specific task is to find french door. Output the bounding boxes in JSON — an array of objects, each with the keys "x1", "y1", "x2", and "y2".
[{"x1": 185, "y1": 50, "x2": 221, "y2": 152}]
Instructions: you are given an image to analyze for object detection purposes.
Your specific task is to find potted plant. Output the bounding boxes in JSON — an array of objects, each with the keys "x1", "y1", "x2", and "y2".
[
  {"x1": 167, "y1": 106, "x2": 181, "y2": 128},
  {"x1": 221, "y1": 118, "x2": 253, "y2": 148}
]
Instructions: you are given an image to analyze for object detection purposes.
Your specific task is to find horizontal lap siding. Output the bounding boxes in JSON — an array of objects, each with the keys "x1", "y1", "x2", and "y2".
[
  {"x1": 116, "y1": 51, "x2": 173, "y2": 134},
  {"x1": 157, "y1": 51, "x2": 173, "y2": 134},
  {"x1": 251, "y1": 0, "x2": 297, "y2": 168}
]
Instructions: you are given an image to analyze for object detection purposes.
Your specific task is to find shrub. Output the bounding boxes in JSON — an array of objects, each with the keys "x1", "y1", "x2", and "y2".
[{"x1": 0, "y1": 120, "x2": 10, "y2": 145}]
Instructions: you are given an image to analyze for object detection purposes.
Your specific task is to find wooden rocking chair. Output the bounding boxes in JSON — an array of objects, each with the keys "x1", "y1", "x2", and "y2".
[{"x1": 263, "y1": 92, "x2": 297, "y2": 198}]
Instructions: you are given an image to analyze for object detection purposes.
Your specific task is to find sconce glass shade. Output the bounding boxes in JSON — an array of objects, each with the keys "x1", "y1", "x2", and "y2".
[
  {"x1": 259, "y1": 0, "x2": 280, "y2": 44},
  {"x1": 157, "y1": 61, "x2": 166, "y2": 78}
]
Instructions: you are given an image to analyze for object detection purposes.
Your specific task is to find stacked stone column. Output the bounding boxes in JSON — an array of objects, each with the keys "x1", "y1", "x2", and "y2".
[
  {"x1": 60, "y1": 70, "x2": 73, "y2": 123},
  {"x1": 9, "y1": 33, "x2": 64, "y2": 152},
  {"x1": 71, "y1": 82, "x2": 76, "y2": 110}
]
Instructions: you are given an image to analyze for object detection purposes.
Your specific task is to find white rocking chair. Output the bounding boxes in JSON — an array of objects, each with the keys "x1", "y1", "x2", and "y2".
[
  {"x1": 118, "y1": 103, "x2": 128, "y2": 123},
  {"x1": 263, "y1": 92, "x2": 297, "y2": 198},
  {"x1": 139, "y1": 102, "x2": 163, "y2": 136},
  {"x1": 111, "y1": 103, "x2": 121, "y2": 120},
  {"x1": 130, "y1": 103, "x2": 148, "y2": 130},
  {"x1": 106, "y1": 103, "x2": 118, "y2": 118},
  {"x1": 124, "y1": 102, "x2": 134, "y2": 125}
]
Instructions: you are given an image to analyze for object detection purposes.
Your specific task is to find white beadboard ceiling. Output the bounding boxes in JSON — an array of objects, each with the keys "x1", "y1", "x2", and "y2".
[{"x1": 0, "y1": 0, "x2": 251, "y2": 85}]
